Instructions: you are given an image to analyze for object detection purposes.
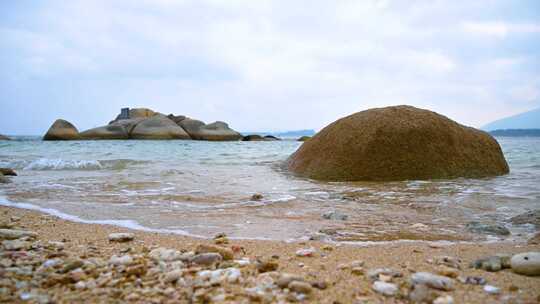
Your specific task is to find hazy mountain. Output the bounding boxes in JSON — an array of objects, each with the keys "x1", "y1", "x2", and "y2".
[
  {"x1": 241, "y1": 129, "x2": 316, "y2": 138},
  {"x1": 483, "y1": 107, "x2": 540, "y2": 130}
]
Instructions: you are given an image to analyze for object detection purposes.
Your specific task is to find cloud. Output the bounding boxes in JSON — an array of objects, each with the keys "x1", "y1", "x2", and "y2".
[{"x1": 0, "y1": 0, "x2": 539, "y2": 135}]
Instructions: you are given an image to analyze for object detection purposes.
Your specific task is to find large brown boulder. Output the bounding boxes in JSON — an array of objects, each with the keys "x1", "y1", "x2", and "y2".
[
  {"x1": 80, "y1": 125, "x2": 129, "y2": 140},
  {"x1": 0, "y1": 134, "x2": 10, "y2": 140},
  {"x1": 43, "y1": 119, "x2": 80, "y2": 140},
  {"x1": 288, "y1": 105, "x2": 509, "y2": 181},
  {"x1": 179, "y1": 119, "x2": 242, "y2": 141},
  {"x1": 131, "y1": 114, "x2": 191, "y2": 140}
]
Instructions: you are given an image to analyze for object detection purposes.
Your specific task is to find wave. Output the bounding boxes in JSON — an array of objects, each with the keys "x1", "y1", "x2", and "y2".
[{"x1": 0, "y1": 158, "x2": 150, "y2": 171}]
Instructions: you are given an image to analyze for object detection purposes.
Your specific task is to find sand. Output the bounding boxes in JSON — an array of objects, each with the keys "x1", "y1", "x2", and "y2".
[{"x1": 1, "y1": 206, "x2": 539, "y2": 303}]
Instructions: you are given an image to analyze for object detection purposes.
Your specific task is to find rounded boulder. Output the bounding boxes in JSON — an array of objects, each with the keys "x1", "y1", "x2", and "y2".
[
  {"x1": 131, "y1": 115, "x2": 191, "y2": 140},
  {"x1": 43, "y1": 119, "x2": 80, "y2": 140},
  {"x1": 288, "y1": 105, "x2": 509, "y2": 181}
]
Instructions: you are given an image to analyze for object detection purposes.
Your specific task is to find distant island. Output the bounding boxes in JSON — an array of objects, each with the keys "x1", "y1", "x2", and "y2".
[
  {"x1": 483, "y1": 107, "x2": 540, "y2": 130},
  {"x1": 241, "y1": 129, "x2": 315, "y2": 138},
  {"x1": 489, "y1": 129, "x2": 540, "y2": 137}
]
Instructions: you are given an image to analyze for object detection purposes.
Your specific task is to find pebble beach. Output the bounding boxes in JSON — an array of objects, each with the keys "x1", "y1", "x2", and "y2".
[{"x1": 1, "y1": 206, "x2": 539, "y2": 303}]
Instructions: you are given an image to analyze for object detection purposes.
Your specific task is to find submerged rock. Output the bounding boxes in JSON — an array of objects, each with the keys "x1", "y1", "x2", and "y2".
[
  {"x1": 288, "y1": 105, "x2": 509, "y2": 181},
  {"x1": 510, "y1": 252, "x2": 540, "y2": 276},
  {"x1": 510, "y1": 210, "x2": 540, "y2": 228},
  {"x1": 466, "y1": 221, "x2": 510, "y2": 236},
  {"x1": 0, "y1": 168, "x2": 17, "y2": 176},
  {"x1": 43, "y1": 119, "x2": 80, "y2": 140}
]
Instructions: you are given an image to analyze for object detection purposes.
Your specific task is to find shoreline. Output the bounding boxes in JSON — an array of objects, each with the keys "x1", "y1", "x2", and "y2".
[{"x1": 1, "y1": 205, "x2": 539, "y2": 303}]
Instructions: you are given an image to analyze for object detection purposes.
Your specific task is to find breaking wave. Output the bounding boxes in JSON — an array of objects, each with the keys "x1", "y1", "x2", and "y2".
[{"x1": 0, "y1": 158, "x2": 150, "y2": 171}]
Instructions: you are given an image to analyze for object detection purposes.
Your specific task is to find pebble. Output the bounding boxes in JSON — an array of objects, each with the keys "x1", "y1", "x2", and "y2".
[
  {"x1": 196, "y1": 244, "x2": 234, "y2": 260},
  {"x1": 288, "y1": 280, "x2": 313, "y2": 294},
  {"x1": 436, "y1": 265, "x2": 459, "y2": 278},
  {"x1": 408, "y1": 283, "x2": 439, "y2": 303},
  {"x1": 484, "y1": 285, "x2": 500, "y2": 294},
  {"x1": 0, "y1": 228, "x2": 37, "y2": 240},
  {"x1": 276, "y1": 273, "x2": 304, "y2": 288},
  {"x1": 433, "y1": 295, "x2": 454, "y2": 304},
  {"x1": 256, "y1": 258, "x2": 279, "y2": 273},
  {"x1": 458, "y1": 276, "x2": 486, "y2": 285},
  {"x1": 108, "y1": 233, "x2": 134, "y2": 242},
  {"x1": 411, "y1": 272, "x2": 454, "y2": 291},
  {"x1": 322, "y1": 210, "x2": 348, "y2": 221},
  {"x1": 366, "y1": 268, "x2": 402, "y2": 281},
  {"x1": 191, "y1": 252, "x2": 223, "y2": 266},
  {"x1": 510, "y1": 252, "x2": 540, "y2": 276},
  {"x1": 149, "y1": 247, "x2": 183, "y2": 262},
  {"x1": 295, "y1": 247, "x2": 316, "y2": 257},
  {"x1": 471, "y1": 254, "x2": 512, "y2": 272},
  {"x1": 372, "y1": 281, "x2": 398, "y2": 296},
  {"x1": 411, "y1": 223, "x2": 429, "y2": 230},
  {"x1": 465, "y1": 221, "x2": 510, "y2": 236},
  {"x1": 434, "y1": 256, "x2": 461, "y2": 269},
  {"x1": 2, "y1": 239, "x2": 29, "y2": 250},
  {"x1": 251, "y1": 193, "x2": 263, "y2": 201},
  {"x1": 109, "y1": 255, "x2": 133, "y2": 266},
  {"x1": 164, "y1": 270, "x2": 183, "y2": 283},
  {"x1": 351, "y1": 267, "x2": 364, "y2": 275}
]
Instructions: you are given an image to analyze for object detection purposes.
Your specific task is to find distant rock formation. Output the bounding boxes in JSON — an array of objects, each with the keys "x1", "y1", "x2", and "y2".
[
  {"x1": 242, "y1": 135, "x2": 281, "y2": 141},
  {"x1": 44, "y1": 107, "x2": 242, "y2": 141},
  {"x1": 288, "y1": 105, "x2": 509, "y2": 181},
  {"x1": 0, "y1": 134, "x2": 11, "y2": 140},
  {"x1": 298, "y1": 136, "x2": 311, "y2": 142},
  {"x1": 43, "y1": 119, "x2": 80, "y2": 140}
]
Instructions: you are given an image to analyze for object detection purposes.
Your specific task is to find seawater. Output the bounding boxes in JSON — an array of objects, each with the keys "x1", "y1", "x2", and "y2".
[{"x1": 1, "y1": 137, "x2": 539, "y2": 243}]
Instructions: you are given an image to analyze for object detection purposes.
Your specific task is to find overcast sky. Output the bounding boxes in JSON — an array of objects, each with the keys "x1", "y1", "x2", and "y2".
[{"x1": 1, "y1": 0, "x2": 539, "y2": 135}]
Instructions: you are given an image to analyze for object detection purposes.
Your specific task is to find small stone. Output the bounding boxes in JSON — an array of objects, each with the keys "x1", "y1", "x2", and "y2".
[
  {"x1": 0, "y1": 228, "x2": 37, "y2": 240},
  {"x1": 411, "y1": 223, "x2": 429, "y2": 230},
  {"x1": 470, "y1": 255, "x2": 511, "y2": 272},
  {"x1": 70, "y1": 268, "x2": 87, "y2": 282},
  {"x1": 251, "y1": 194, "x2": 263, "y2": 201},
  {"x1": 351, "y1": 267, "x2": 364, "y2": 275},
  {"x1": 60, "y1": 259, "x2": 84, "y2": 273},
  {"x1": 484, "y1": 285, "x2": 500, "y2": 294},
  {"x1": 510, "y1": 252, "x2": 540, "y2": 276},
  {"x1": 164, "y1": 270, "x2": 183, "y2": 283},
  {"x1": 411, "y1": 272, "x2": 454, "y2": 291},
  {"x1": 295, "y1": 247, "x2": 316, "y2": 257},
  {"x1": 288, "y1": 280, "x2": 313, "y2": 294},
  {"x1": 433, "y1": 295, "x2": 454, "y2": 304},
  {"x1": 276, "y1": 273, "x2": 304, "y2": 288},
  {"x1": 434, "y1": 256, "x2": 461, "y2": 269},
  {"x1": 2, "y1": 239, "x2": 29, "y2": 250},
  {"x1": 458, "y1": 276, "x2": 486, "y2": 285},
  {"x1": 466, "y1": 221, "x2": 510, "y2": 236},
  {"x1": 0, "y1": 168, "x2": 17, "y2": 176},
  {"x1": 372, "y1": 281, "x2": 398, "y2": 296},
  {"x1": 366, "y1": 268, "x2": 402, "y2": 281},
  {"x1": 311, "y1": 281, "x2": 327, "y2": 290},
  {"x1": 196, "y1": 244, "x2": 234, "y2": 260},
  {"x1": 109, "y1": 255, "x2": 133, "y2": 266},
  {"x1": 322, "y1": 245, "x2": 333, "y2": 251},
  {"x1": 149, "y1": 247, "x2": 183, "y2": 262},
  {"x1": 509, "y1": 285, "x2": 519, "y2": 292},
  {"x1": 75, "y1": 281, "x2": 86, "y2": 290},
  {"x1": 108, "y1": 233, "x2": 134, "y2": 242},
  {"x1": 436, "y1": 265, "x2": 459, "y2": 278},
  {"x1": 191, "y1": 253, "x2": 222, "y2": 266},
  {"x1": 256, "y1": 258, "x2": 279, "y2": 273},
  {"x1": 409, "y1": 283, "x2": 439, "y2": 303},
  {"x1": 322, "y1": 210, "x2": 348, "y2": 221},
  {"x1": 528, "y1": 232, "x2": 540, "y2": 245}
]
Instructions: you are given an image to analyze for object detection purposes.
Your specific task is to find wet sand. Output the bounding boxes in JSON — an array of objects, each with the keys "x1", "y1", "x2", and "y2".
[{"x1": 1, "y1": 206, "x2": 539, "y2": 303}]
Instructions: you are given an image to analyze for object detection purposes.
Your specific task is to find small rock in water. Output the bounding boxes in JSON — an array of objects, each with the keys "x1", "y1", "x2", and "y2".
[
  {"x1": 411, "y1": 272, "x2": 454, "y2": 291},
  {"x1": 108, "y1": 233, "x2": 134, "y2": 242},
  {"x1": 251, "y1": 194, "x2": 263, "y2": 201},
  {"x1": 372, "y1": 281, "x2": 398, "y2": 296},
  {"x1": 191, "y1": 252, "x2": 222, "y2": 266},
  {"x1": 484, "y1": 285, "x2": 500, "y2": 294},
  {"x1": 510, "y1": 252, "x2": 540, "y2": 276},
  {"x1": 322, "y1": 210, "x2": 348, "y2": 221},
  {"x1": 0, "y1": 168, "x2": 17, "y2": 176},
  {"x1": 0, "y1": 175, "x2": 11, "y2": 184},
  {"x1": 466, "y1": 221, "x2": 510, "y2": 236},
  {"x1": 433, "y1": 295, "x2": 454, "y2": 304},
  {"x1": 528, "y1": 232, "x2": 540, "y2": 245},
  {"x1": 295, "y1": 247, "x2": 316, "y2": 257},
  {"x1": 509, "y1": 210, "x2": 540, "y2": 228}
]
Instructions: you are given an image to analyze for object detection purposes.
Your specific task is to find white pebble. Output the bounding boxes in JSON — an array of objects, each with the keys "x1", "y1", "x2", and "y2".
[
  {"x1": 372, "y1": 281, "x2": 398, "y2": 296},
  {"x1": 484, "y1": 285, "x2": 500, "y2": 294}
]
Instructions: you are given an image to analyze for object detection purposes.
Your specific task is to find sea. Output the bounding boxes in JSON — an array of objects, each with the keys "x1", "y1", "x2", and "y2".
[{"x1": 1, "y1": 137, "x2": 539, "y2": 244}]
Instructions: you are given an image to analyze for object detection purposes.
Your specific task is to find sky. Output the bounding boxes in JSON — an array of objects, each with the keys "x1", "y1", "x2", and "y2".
[{"x1": 1, "y1": 0, "x2": 539, "y2": 135}]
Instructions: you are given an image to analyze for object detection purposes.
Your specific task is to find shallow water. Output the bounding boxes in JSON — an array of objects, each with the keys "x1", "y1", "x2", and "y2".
[{"x1": 1, "y1": 137, "x2": 539, "y2": 243}]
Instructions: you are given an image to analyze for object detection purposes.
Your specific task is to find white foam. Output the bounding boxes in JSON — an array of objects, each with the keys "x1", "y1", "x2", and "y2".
[{"x1": 24, "y1": 158, "x2": 103, "y2": 171}]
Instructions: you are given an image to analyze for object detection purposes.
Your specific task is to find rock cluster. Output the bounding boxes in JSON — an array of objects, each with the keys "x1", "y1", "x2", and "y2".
[
  {"x1": 288, "y1": 105, "x2": 509, "y2": 181},
  {"x1": 43, "y1": 107, "x2": 242, "y2": 141},
  {"x1": 0, "y1": 134, "x2": 11, "y2": 140}
]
